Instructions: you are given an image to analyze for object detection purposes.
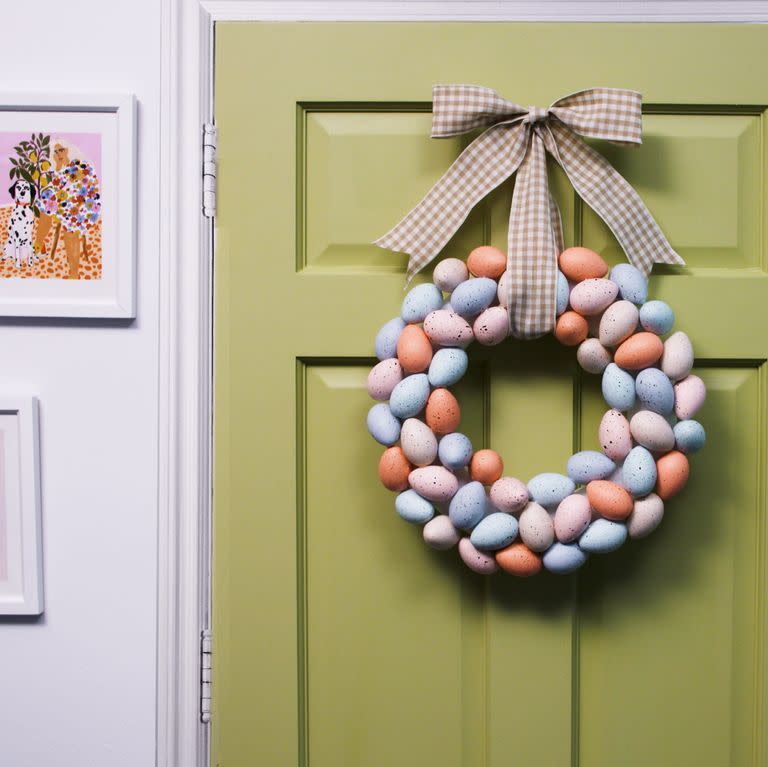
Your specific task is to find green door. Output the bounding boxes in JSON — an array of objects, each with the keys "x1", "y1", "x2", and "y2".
[{"x1": 213, "y1": 23, "x2": 768, "y2": 767}]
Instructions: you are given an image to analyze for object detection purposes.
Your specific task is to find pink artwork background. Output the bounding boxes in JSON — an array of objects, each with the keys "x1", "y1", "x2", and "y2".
[{"x1": 0, "y1": 131, "x2": 102, "y2": 206}]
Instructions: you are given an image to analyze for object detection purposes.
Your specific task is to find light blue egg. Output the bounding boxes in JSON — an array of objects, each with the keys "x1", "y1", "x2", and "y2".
[
  {"x1": 674, "y1": 419, "x2": 706, "y2": 454},
  {"x1": 389, "y1": 374, "x2": 430, "y2": 419},
  {"x1": 566, "y1": 450, "x2": 616, "y2": 484},
  {"x1": 401, "y1": 283, "x2": 444, "y2": 323},
  {"x1": 527, "y1": 473, "x2": 576, "y2": 507},
  {"x1": 639, "y1": 300, "x2": 675, "y2": 336},
  {"x1": 438, "y1": 432, "x2": 473, "y2": 470},
  {"x1": 579, "y1": 518, "x2": 628, "y2": 553},
  {"x1": 602, "y1": 363, "x2": 636, "y2": 410},
  {"x1": 395, "y1": 489, "x2": 435, "y2": 524},
  {"x1": 366, "y1": 403, "x2": 401, "y2": 446},
  {"x1": 543, "y1": 542, "x2": 588, "y2": 574},
  {"x1": 635, "y1": 368, "x2": 675, "y2": 415},
  {"x1": 450, "y1": 277, "x2": 498, "y2": 319},
  {"x1": 448, "y1": 481, "x2": 487, "y2": 531},
  {"x1": 556, "y1": 270, "x2": 569, "y2": 316},
  {"x1": 428, "y1": 348, "x2": 468, "y2": 387},
  {"x1": 622, "y1": 446, "x2": 658, "y2": 497},
  {"x1": 610, "y1": 263, "x2": 647, "y2": 305},
  {"x1": 374, "y1": 317, "x2": 406, "y2": 361},
  {"x1": 470, "y1": 512, "x2": 519, "y2": 550}
]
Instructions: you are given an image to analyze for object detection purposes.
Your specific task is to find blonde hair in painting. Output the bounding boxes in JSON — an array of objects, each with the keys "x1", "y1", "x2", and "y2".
[{"x1": 50, "y1": 137, "x2": 87, "y2": 169}]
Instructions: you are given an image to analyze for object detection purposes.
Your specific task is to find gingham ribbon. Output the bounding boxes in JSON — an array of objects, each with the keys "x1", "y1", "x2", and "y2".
[{"x1": 374, "y1": 85, "x2": 684, "y2": 338}]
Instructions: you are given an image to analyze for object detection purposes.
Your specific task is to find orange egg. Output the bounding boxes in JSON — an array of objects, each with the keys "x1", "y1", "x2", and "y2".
[
  {"x1": 467, "y1": 245, "x2": 507, "y2": 279},
  {"x1": 558, "y1": 247, "x2": 609, "y2": 282},
  {"x1": 495, "y1": 542, "x2": 542, "y2": 577},
  {"x1": 655, "y1": 451, "x2": 690, "y2": 499},
  {"x1": 425, "y1": 388, "x2": 461, "y2": 435},
  {"x1": 469, "y1": 449, "x2": 504, "y2": 484},
  {"x1": 396, "y1": 325, "x2": 433, "y2": 374},
  {"x1": 614, "y1": 332, "x2": 664, "y2": 371},
  {"x1": 555, "y1": 311, "x2": 588, "y2": 346},
  {"x1": 586, "y1": 480, "x2": 634, "y2": 520},
  {"x1": 378, "y1": 447, "x2": 412, "y2": 492}
]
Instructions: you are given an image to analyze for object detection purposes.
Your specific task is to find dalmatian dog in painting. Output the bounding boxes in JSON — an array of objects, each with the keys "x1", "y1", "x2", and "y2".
[{"x1": 3, "y1": 180, "x2": 37, "y2": 268}]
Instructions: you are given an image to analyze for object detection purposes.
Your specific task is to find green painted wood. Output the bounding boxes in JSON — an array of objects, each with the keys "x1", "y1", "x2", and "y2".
[{"x1": 214, "y1": 23, "x2": 768, "y2": 767}]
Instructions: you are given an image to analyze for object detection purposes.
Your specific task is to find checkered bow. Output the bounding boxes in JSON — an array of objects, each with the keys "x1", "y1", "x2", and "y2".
[{"x1": 374, "y1": 85, "x2": 684, "y2": 339}]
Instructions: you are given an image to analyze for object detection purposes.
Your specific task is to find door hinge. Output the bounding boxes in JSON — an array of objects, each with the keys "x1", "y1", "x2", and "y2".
[
  {"x1": 201, "y1": 628, "x2": 212, "y2": 723},
  {"x1": 202, "y1": 123, "x2": 216, "y2": 219}
]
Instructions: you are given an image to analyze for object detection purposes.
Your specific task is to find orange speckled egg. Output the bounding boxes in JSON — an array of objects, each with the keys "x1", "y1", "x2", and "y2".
[
  {"x1": 586, "y1": 480, "x2": 634, "y2": 520},
  {"x1": 425, "y1": 388, "x2": 461, "y2": 435},
  {"x1": 614, "y1": 332, "x2": 664, "y2": 371},
  {"x1": 467, "y1": 246, "x2": 507, "y2": 279},
  {"x1": 396, "y1": 325, "x2": 433, "y2": 374},
  {"x1": 555, "y1": 311, "x2": 588, "y2": 346},
  {"x1": 495, "y1": 542, "x2": 543, "y2": 577},
  {"x1": 469, "y1": 449, "x2": 504, "y2": 484},
  {"x1": 378, "y1": 447, "x2": 412, "y2": 492},
  {"x1": 558, "y1": 247, "x2": 609, "y2": 282},
  {"x1": 655, "y1": 451, "x2": 690, "y2": 499}
]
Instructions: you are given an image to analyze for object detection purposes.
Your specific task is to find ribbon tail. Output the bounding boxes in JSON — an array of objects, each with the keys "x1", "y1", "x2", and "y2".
[{"x1": 549, "y1": 189, "x2": 564, "y2": 254}]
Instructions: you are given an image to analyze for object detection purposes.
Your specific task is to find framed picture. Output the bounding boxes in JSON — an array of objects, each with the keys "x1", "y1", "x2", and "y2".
[
  {"x1": 0, "y1": 397, "x2": 42, "y2": 615},
  {"x1": 0, "y1": 93, "x2": 136, "y2": 317}
]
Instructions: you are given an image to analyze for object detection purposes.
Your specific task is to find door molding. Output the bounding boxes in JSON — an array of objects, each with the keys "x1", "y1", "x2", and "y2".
[{"x1": 157, "y1": 2, "x2": 768, "y2": 766}]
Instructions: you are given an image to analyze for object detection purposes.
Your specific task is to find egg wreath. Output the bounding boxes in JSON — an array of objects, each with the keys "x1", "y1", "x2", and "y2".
[{"x1": 366, "y1": 245, "x2": 706, "y2": 576}]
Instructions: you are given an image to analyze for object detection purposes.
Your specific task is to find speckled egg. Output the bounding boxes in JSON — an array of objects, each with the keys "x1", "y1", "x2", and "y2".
[
  {"x1": 674, "y1": 419, "x2": 706, "y2": 454},
  {"x1": 655, "y1": 451, "x2": 690, "y2": 500},
  {"x1": 423, "y1": 310, "x2": 474, "y2": 348},
  {"x1": 629, "y1": 410, "x2": 675, "y2": 452},
  {"x1": 433, "y1": 258, "x2": 469, "y2": 292},
  {"x1": 660, "y1": 331, "x2": 694, "y2": 382},
  {"x1": 425, "y1": 388, "x2": 461, "y2": 435},
  {"x1": 458, "y1": 537, "x2": 499, "y2": 574},
  {"x1": 569, "y1": 278, "x2": 619, "y2": 316},
  {"x1": 423, "y1": 514, "x2": 461, "y2": 549},
  {"x1": 599, "y1": 300, "x2": 639, "y2": 347},
  {"x1": 401, "y1": 283, "x2": 444, "y2": 324},
  {"x1": 555, "y1": 311, "x2": 588, "y2": 346},
  {"x1": 566, "y1": 450, "x2": 616, "y2": 484},
  {"x1": 674, "y1": 375, "x2": 706, "y2": 420},
  {"x1": 451, "y1": 277, "x2": 498, "y2": 319},
  {"x1": 469, "y1": 449, "x2": 504, "y2": 484},
  {"x1": 554, "y1": 493, "x2": 592, "y2": 543},
  {"x1": 409, "y1": 466, "x2": 460, "y2": 502},
  {"x1": 622, "y1": 446, "x2": 658, "y2": 498},
  {"x1": 609, "y1": 263, "x2": 647, "y2": 305},
  {"x1": 558, "y1": 247, "x2": 608, "y2": 282},
  {"x1": 578, "y1": 518, "x2": 627, "y2": 553},
  {"x1": 389, "y1": 374, "x2": 430, "y2": 419},
  {"x1": 527, "y1": 472, "x2": 576, "y2": 508},
  {"x1": 586, "y1": 480, "x2": 634, "y2": 520},
  {"x1": 438, "y1": 432, "x2": 473, "y2": 470},
  {"x1": 378, "y1": 447, "x2": 412, "y2": 491},
  {"x1": 577, "y1": 338, "x2": 612, "y2": 374},
  {"x1": 639, "y1": 300, "x2": 675, "y2": 336},
  {"x1": 489, "y1": 477, "x2": 529, "y2": 514},
  {"x1": 556, "y1": 270, "x2": 570, "y2": 316},
  {"x1": 400, "y1": 418, "x2": 438, "y2": 467},
  {"x1": 543, "y1": 543, "x2": 589, "y2": 574},
  {"x1": 374, "y1": 317, "x2": 406, "y2": 361},
  {"x1": 518, "y1": 502, "x2": 555, "y2": 552},
  {"x1": 428, "y1": 348, "x2": 468, "y2": 387},
  {"x1": 497, "y1": 270, "x2": 511, "y2": 308},
  {"x1": 396, "y1": 325, "x2": 433, "y2": 374},
  {"x1": 599, "y1": 408, "x2": 632, "y2": 461},
  {"x1": 601, "y1": 363, "x2": 637, "y2": 411},
  {"x1": 473, "y1": 306, "x2": 509, "y2": 346},
  {"x1": 367, "y1": 358, "x2": 403, "y2": 401},
  {"x1": 627, "y1": 493, "x2": 664, "y2": 539},
  {"x1": 367, "y1": 403, "x2": 401, "y2": 446},
  {"x1": 470, "y1": 512, "x2": 519, "y2": 550},
  {"x1": 467, "y1": 246, "x2": 506, "y2": 279},
  {"x1": 635, "y1": 367, "x2": 675, "y2": 415},
  {"x1": 495, "y1": 542, "x2": 543, "y2": 576},
  {"x1": 614, "y1": 332, "x2": 664, "y2": 371},
  {"x1": 449, "y1": 481, "x2": 488, "y2": 530},
  {"x1": 395, "y1": 489, "x2": 435, "y2": 524}
]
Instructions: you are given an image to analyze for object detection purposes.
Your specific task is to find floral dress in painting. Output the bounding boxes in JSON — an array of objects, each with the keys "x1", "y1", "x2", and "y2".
[{"x1": 39, "y1": 160, "x2": 101, "y2": 234}]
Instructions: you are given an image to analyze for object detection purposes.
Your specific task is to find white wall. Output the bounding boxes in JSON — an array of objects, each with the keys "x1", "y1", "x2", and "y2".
[{"x1": 0, "y1": 2, "x2": 160, "y2": 766}]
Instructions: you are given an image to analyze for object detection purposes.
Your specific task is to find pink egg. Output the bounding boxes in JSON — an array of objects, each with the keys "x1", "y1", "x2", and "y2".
[
  {"x1": 577, "y1": 338, "x2": 612, "y2": 374},
  {"x1": 423, "y1": 310, "x2": 474, "y2": 348},
  {"x1": 408, "y1": 466, "x2": 460, "y2": 502},
  {"x1": 497, "y1": 270, "x2": 511, "y2": 308},
  {"x1": 366, "y1": 358, "x2": 403, "y2": 400},
  {"x1": 518, "y1": 502, "x2": 555, "y2": 552},
  {"x1": 400, "y1": 418, "x2": 438, "y2": 467},
  {"x1": 433, "y1": 258, "x2": 469, "y2": 292},
  {"x1": 627, "y1": 493, "x2": 664, "y2": 539},
  {"x1": 473, "y1": 306, "x2": 509, "y2": 346},
  {"x1": 660, "y1": 331, "x2": 694, "y2": 382},
  {"x1": 554, "y1": 494, "x2": 592, "y2": 543},
  {"x1": 674, "y1": 374, "x2": 706, "y2": 419},
  {"x1": 569, "y1": 278, "x2": 619, "y2": 316},
  {"x1": 458, "y1": 537, "x2": 499, "y2": 574},
  {"x1": 629, "y1": 410, "x2": 675, "y2": 452},
  {"x1": 423, "y1": 515, "x2": 461, "y2": 550},
  {"x1": 489, "y1": 476, "x2": 529, "y2": 514},
  {"x1": 599, "y1": 300, "x2": 639, "y2": 347}
]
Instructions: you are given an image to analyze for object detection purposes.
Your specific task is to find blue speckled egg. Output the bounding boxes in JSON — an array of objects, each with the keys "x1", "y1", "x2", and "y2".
[
  {"x1": 556, "y1": 270, "x2": 569, "y2": 316},
  {"x1": 527, "y1": 473, "x2": 576, "y2": 508},
  {"x1": 622, "y1": 445, "x2": 658, "y2": 497},
  {"x1": 635, "y1": 368, "x2": 675, "y2": 415},
  {"x1": 450, "y1": 277, "x2": 498, "y2": 319},
  {"x1": 449, "y1": 481, "x2": 488, "y2": 531},
  {"x1": 470, "y1": 512, "x2": 519, "y2": 550},
  {"x1": 566, "y1": 450, "x2": 616, "y2": 483},
  {"x1": 395, "y1": 489, "x2": 435, "y2": 524},
  {"x1": 542, "y1": 542, "x2": 588, "y2": 574},
  {"x1": 639, "y1": 300, "x2": 675, "y2": 336},
  {"x1": 389, "y1": 374, "x2": 430, "y2": 419},
  {"x1": 428, "y1": 348, "x2": 468, "y2": 387},
  {"x1": 438, "y1": 432, "x2": 473, "y2": 470},
  {"x1": 401, "y1": 283, "x2": 444, "y2": 324},
  {"x1": 674, "y1": 419, "x2": 706, "y2": 454},
  {"x1": 579, "y1": 518, "x2": 628, "y2": 553},
  {"x1": 602, "y1": 363, "x2": 636, "y2": 410},
  {"x1": 610, "y1": 263, "x2": 647, "y2": 305},
  {"x1": 366, "y1": 403, "x2": 401, "y2": 446},
  {"x1": 374, "y1": 317, "x2": 406, "y2": 361}
]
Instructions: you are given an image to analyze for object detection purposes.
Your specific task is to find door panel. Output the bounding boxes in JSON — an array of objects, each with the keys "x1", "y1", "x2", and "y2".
[{"x1": 214, "y1": 23, "x2": 768, "y2": 767}]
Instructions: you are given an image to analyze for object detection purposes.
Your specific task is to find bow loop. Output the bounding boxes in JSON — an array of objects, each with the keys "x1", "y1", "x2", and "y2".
[
  {"x1": 430, "y1": 84, "x2": 526, "y2": 137},
  {"x1": 549, "y1": 88, "x2": 643, "y2": 144}
]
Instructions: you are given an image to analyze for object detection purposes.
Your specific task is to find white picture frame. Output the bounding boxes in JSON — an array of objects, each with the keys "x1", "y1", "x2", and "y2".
[
  {"x1": 0, "y1": 397, "x2": 42, "y2": 615},
  {"x1": 0, "y1": 93, "x2": 136, "y2": 318}
]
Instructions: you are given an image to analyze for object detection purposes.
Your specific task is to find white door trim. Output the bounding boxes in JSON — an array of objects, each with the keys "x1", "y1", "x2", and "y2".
[{"x1": 157, "y1": 2, "x2": 768, "y2": 766}]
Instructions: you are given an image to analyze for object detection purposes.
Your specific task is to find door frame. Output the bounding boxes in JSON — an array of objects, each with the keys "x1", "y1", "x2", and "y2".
[{"x1": 157, "y1": 2, "x2": 768, "y2": 766}]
